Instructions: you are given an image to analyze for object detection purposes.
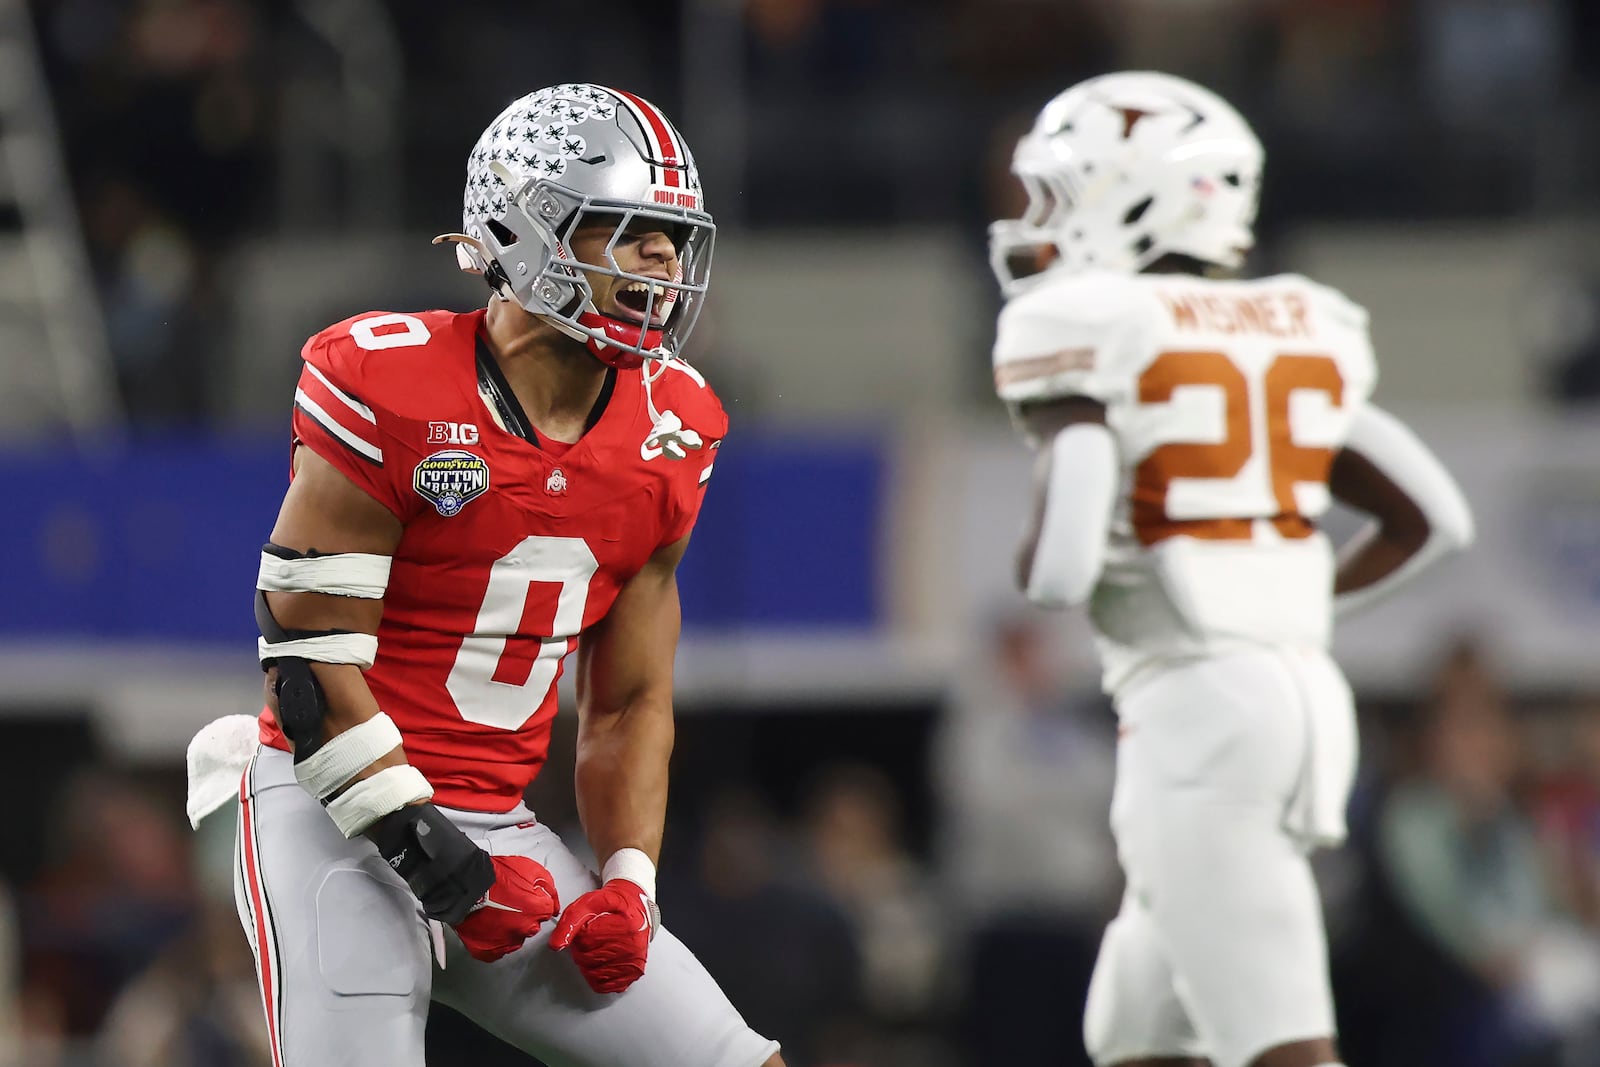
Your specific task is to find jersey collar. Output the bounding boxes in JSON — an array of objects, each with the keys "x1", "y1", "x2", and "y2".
[{"x1": 474, "y1": 331, "x2": 617, "y2": 449}]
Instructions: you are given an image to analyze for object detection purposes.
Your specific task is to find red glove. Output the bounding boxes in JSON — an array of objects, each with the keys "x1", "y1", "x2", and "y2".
[
  {"x1": 452, "y1": 855, "x2": 560, "y2": 963},
  {"x1": 550, "y1": 879, "x2": 658, "y2": 993}
]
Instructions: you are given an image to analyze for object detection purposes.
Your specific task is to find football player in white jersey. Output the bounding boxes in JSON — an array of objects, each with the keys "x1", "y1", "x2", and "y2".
[{"x1": 987, "y1": 72, "x2": 1475, "y2": 1067}]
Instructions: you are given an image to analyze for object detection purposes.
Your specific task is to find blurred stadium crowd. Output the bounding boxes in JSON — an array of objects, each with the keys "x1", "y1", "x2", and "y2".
[
  {"x1": 5, "y1": 0, "x2": 1600, "y2": 1065},
  {"x1": 16, "y1": 622, "x2": 1600, "y2": 1067},
  {"x1": 32, "y1": 0, "x2": 1600, "y2": 423}
]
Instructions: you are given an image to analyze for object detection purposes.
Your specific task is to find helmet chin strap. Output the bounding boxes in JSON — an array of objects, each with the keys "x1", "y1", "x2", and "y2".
[
  {"x1": 539, "y1": 308, "x2": 664, "y2": 370},
  {"x1": 547, "y1": 308, "x2": 685, "y2": 448},
  {"x1": 567, "y1": 259, "x2": 683, "y2": 367},
  {"x1": 435, "y1": 230, "x2": 670, "y2": 369}
]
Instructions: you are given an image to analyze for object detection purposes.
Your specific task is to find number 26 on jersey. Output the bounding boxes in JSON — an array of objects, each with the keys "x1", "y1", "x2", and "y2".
[{"x1": 1132, "y1": 350, "x2": 1343, "y2": 546}]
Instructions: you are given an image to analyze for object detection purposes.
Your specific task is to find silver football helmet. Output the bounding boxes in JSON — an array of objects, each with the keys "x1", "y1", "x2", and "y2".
[
  {"x1": 438, "y1": 84, "x2": 714, "y2": 367},
  {"x1": 989, "y1": 71, "x2": 1264, "y2": 296}
]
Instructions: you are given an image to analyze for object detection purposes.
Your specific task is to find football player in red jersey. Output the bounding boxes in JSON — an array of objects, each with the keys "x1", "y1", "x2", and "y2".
[{"x1": 185, "y1": 84, "x2": 785, "y2": 1067}]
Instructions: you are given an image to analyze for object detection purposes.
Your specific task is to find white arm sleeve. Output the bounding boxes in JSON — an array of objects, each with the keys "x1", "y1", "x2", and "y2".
[
  {"x1": 1334, "y1": 405, "x2": 1475, "y2": 619},
  {"x1": 1024, "y1": 423, "x2": 1118, "y2": 609}
]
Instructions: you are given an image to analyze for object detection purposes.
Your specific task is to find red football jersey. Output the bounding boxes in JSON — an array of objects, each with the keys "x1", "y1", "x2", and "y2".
[{"x1": 259, "y1": 308, "x2": 726, "y2": 811}]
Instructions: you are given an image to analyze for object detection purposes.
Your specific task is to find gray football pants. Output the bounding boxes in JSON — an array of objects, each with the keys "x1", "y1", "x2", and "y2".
[{"x1": 234, "y1": 746, "x2": 779, "y2": 1067}]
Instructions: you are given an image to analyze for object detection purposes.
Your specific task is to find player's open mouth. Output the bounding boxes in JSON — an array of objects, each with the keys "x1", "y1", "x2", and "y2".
[{"x1": 611, "y1": 279, "x2": 674, "y2": 326}]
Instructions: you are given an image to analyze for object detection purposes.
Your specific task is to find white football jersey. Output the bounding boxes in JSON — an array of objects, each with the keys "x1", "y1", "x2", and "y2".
[{"x1": 993, "y1": 269, "x2": 1377, "y2": 694}]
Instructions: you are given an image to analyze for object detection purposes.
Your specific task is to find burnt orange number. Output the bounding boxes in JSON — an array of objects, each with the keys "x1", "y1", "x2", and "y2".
[
  {"x1": 1133, "y1": 350, "x2": 1343, "y2": 546},
  {"x1": 1132, "y1": 351, "x2": 1251, "y2": 545},
  {"x1": 1264, "y1": 354, "x2": 1344, "y2": 539}
]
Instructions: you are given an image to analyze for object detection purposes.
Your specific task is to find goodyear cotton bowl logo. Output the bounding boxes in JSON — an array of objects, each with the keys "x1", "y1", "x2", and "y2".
[{"x1": 414, "y1": 450, "x2": 489, "y2": 517}]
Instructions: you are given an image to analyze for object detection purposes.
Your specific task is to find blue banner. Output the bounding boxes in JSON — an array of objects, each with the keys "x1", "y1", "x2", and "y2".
[{"x1": 0, "y1": 434, "x2": 882, "y2": 643}]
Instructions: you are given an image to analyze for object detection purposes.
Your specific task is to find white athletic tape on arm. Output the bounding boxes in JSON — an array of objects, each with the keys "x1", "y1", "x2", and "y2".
[
  {"x1": 258, "y1": 551, "x2": 392, "y2": 598},
  {"x1": 293, "y1": 712, "x2": 404, "y2": 799},
  {"x1": 324, "y1": 764, "x2": 434, "y2": 838},
  {"x1": 258, "y1": 632, "x2": 378, "y2": 668},
  {"x1": 1026, "y1": 423, "x2": 1118, "y2": 608},
  {"x1": 602, "y1": 847, "x2": 658, "y2": 902},
  {"x1": 1335, "y1": 405, "x2": 1475, "y2": 619}
]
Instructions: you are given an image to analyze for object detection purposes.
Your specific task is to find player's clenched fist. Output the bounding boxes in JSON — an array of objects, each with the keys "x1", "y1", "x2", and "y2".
[
  {"x1": 550, "y1": 880, "x2": 659, "y2": 993},
  {"x1": 453, "y1": 855, "x2": 560, "y2": 963}
]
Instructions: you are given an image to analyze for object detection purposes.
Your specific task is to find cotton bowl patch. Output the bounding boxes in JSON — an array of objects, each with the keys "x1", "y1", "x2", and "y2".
[{"x1": 414, "y1": 450, "x2": 489, "y2": 517}]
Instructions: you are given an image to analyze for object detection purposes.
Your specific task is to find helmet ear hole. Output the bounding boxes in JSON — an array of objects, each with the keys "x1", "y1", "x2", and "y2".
[
  {"x1": 485, "y1": 219, "x2": 519, "y2": 247},
  {"x1": 1123, "y1": 197, "x2": 1155, "y2": 226}
]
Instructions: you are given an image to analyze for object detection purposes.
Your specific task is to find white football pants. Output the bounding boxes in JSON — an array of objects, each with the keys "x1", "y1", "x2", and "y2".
[{"x1": 1083, "y1": 645, "x2": 1357, "y2": 1067}]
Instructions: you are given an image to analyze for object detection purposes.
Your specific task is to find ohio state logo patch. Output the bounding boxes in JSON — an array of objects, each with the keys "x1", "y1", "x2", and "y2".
[{"x1": 414, "y1": 450, "x2": 489, "y2": 517}]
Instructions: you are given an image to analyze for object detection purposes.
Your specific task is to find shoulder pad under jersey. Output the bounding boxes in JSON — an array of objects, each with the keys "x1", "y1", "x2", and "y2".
[
  {"x1": 992, "y1": 270, "x2": 1157, "y2": 406},
  {"x1": 301, "y1": 310, "x2": 473, "y2": 423},
  {"x1": 645, "y1": 358, "x2": 729, "y2": 443},
  {"x1": 1273, "y1": 273, "x2": 1370, "y2": 332},
  {"x1": 1268, "y1": 273, "x2": 1378, "y2": 401}
]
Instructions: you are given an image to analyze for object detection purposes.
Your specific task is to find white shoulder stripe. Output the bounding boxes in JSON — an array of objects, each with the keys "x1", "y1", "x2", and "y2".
[
  {"x1": 303, "y1": 362, "x2": 376, "y2": 423},
  {"x1": 294, "y1": 390, "x2": 383, "y2": 464}
]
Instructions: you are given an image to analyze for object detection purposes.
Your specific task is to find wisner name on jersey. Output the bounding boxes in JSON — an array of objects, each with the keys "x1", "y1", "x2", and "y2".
[{"x1": 1160, "y1": 289, "x2": 1314, "y2": 339}]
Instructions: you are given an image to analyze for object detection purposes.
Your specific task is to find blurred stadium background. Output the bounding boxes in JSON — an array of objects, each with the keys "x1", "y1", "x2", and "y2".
[{"x1": 2, "y1": 0, "x2": 1600, "y2": 1064}]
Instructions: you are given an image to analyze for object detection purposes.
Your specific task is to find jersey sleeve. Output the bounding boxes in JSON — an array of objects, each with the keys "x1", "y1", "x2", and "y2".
[
  {"x1": 657, "y1": 365, "x2": 730, "y2": 548},
  {"x1": 991, "y1": 273, "x2": 1147, "y2": 408},
  {"x1": 290, "y1": 328, "x2": 420, "y2": 521},
  {"x1": 1309, "y1": 278, "x2": 1379, "y2": 409}
]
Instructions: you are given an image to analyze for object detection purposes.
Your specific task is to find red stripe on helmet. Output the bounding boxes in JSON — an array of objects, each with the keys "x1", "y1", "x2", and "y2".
[{"x1": 614, "y1": 89, "x2": 682, "y2": 188}]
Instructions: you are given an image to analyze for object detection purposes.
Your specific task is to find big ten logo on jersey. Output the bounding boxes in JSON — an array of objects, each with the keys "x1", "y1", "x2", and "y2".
[{"x1": 429, "y1": 421, "x2": 480, "y2": 446}]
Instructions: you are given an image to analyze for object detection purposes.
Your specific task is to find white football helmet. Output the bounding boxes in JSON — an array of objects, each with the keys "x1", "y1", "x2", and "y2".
[
  {"x1": 438, "y1": 84, "x2": 714, "y2": 368},
  {"x1": 989, "y1": 71, "x2": 1264, "y2": 295}
]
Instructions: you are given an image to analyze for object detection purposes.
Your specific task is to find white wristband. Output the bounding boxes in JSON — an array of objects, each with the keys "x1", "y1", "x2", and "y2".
[
  {"x1": 324, "y1": 764, "x2": 433, "y2": 838},
  {"x1": 602, "y1": 847, "x2": 658, "y2": 901}
]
